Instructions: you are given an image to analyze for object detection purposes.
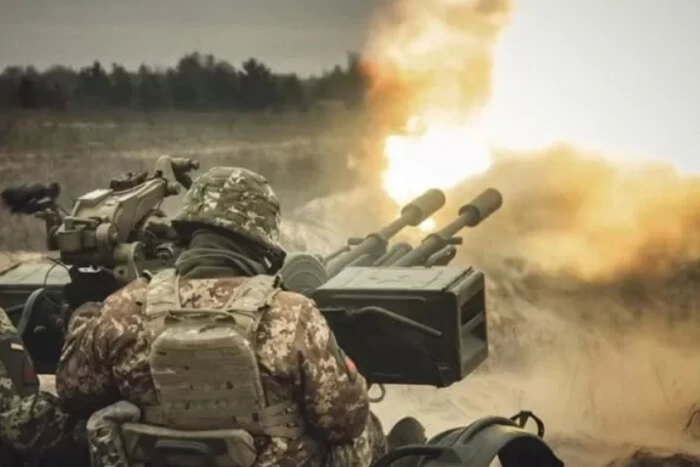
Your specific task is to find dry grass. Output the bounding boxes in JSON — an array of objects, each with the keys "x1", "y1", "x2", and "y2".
[{"x1": 0, "y1": 109, "x2": 369, "y2": 252}]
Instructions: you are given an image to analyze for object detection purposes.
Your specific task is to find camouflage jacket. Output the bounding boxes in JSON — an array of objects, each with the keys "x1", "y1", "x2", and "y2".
[
  {"x1": 0, "y1": 307, "x2": 89, "y2": 466},
  {"x1": 56, "y1": 275, "x2": 374, "y2": 466}
]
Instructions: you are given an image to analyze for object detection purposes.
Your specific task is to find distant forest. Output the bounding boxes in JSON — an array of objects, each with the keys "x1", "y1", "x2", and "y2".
[{"x1": 0, "y1": 52, "x2": 369, "y2": 112}]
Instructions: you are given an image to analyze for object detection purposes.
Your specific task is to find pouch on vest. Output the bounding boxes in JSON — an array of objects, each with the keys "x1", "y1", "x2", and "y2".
[
  {"x1": 141, "y1": 269, "x2": 304, "y2": 440},
  {"x1": 120, "y1": 423, "x2": 258, "y2": 467}
]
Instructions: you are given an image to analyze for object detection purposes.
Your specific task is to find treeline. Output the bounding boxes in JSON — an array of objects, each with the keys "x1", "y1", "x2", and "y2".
[{"x1": 0, "y1": 52, "x2": 368, "y2": 112}]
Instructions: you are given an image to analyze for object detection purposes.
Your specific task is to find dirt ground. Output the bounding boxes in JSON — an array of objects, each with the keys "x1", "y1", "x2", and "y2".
[{"x1": 4, "y1": 111, "x2": 700, "y2": 466}]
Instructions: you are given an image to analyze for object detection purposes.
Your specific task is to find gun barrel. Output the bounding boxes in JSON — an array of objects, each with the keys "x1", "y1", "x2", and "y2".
[
  {"x1": 456, "y1": 187, "x2": 502, "y2": 228},
  {"x1": 378, "y1": 188, "x2": 446, "y2": 238},
  {"x1": 373, "y1": 242, "x2": 413, "y2": 266},
  {"x1": 392, "y1": 188, "x2": 502, "y2": 267},
  {"x1": 325, "y1": 189, "x2": 446, "y2": 277}
]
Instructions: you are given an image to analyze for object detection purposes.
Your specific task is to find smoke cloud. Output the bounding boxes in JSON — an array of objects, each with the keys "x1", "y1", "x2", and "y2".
[
  {"x1": 360, "y1": 1, "x2": 700, "y2": 460},
  {"x1": 363, "y1": 0, "x2": 700, "y2": 283},
  {"x1": 364, "y1": 0, "x2": 511, "y2": 122}
]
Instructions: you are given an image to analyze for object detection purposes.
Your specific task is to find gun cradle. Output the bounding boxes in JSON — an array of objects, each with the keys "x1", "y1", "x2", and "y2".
[
  {"x1": 53, "y1": 178, "x2": 179, "y2": 282},
  {"x1": 311, "y1": 266, "x2": 487, "y2": 387}
]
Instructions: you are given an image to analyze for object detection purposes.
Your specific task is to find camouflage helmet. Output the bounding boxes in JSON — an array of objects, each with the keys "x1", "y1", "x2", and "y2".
[{"x1": 172, "y1": 166, "x2": 282, "y2": 252}]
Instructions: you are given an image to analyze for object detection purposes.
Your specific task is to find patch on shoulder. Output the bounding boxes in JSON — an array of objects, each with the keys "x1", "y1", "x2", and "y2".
[{"x1": 328, "y1": 332, "x2": 357, "y2": 381}]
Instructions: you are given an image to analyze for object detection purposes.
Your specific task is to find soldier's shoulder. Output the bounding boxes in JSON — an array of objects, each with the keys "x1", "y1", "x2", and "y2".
[
  {"x1": 267, "y1": 289, "x2": 325, "y2": 330},
  {"x1": 272, "y1": 289, "x2": 318, "y2": 311},
  {"x1": 180, "y1": 276, "x2": 245, "y2": 297},
  {"x1": 102, "y1": 277, "x2": 149, "y2": 314}
]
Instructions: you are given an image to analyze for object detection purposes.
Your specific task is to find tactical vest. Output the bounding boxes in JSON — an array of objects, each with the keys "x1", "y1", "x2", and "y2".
[
  {"x1": 140, "y1": 269, "x2": 304, "y2": 437},
  {"x1": 114, "y1": 269, "x2": 305, "y2": 467}
]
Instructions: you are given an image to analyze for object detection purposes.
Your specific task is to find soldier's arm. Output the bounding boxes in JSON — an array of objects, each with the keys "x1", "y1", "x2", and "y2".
[
  {"x1": 0, "y1": 391, "x2": 89, "y2": 465},
  {"x1": 296, "y1": 300, "x2": 370, "y2": 444},
  {"x1": 57, "y1": 280, "x2": 155, "y2": 415},
  {"x1": 55, "y1": 300, "x2": 107, "y2": 415}
]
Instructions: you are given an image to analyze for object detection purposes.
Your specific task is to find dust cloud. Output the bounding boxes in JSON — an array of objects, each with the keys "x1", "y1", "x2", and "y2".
[
  {"x1": 445, "y1": 149, "x2": 700, "y2": 463},
  {"x1": 353, "y1": 0, "x2": 700, "y2": 464},
  {"x1": 458, "y1": 147, "x2": 700, "y2": 282}
]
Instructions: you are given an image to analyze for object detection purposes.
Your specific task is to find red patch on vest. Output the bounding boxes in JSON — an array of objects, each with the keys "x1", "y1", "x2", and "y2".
[
  {"x1": 24, "y1": 364, "x2": 37, "y2": 384},
  {"x1": 345, "y1": 355, "x2": 357, "y2": 374}
]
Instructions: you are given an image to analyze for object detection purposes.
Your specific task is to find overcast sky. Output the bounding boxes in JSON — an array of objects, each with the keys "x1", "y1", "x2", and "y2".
[
  {"x1": 0, "y1": 0, "x2": 376, "y2": 74},
  {"x1": 484, "y1": 0, "x2": 700, "y2": 173},
  {"x1": 0, "y1": 0, "x2": 698, "y2": 173}
]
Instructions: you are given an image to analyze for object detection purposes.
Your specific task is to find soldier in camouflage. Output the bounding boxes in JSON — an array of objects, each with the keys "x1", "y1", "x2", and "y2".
[
  {"x1": 55, "y1": 166, "x2": 388, "y2": 466},
  {"x1": 0, "y1": 306, "x2": 89, "y2": 466}
]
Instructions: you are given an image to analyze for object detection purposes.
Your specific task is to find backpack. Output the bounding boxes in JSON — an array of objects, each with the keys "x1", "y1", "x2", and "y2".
[{"x1": 116, "y1": 269, "x2": 304, "y2": 467}]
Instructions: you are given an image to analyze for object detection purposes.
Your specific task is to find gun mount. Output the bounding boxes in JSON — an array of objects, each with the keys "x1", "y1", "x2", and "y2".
[
  {"x1": 0, "y1": 155, "x2": 199, "y2": 372},
  {"x1": 2, "y1": 156, "x2": 198, "y2": 286},
  {"x1": 277, "y1": 187, "x2": 502, "y2": 391}
]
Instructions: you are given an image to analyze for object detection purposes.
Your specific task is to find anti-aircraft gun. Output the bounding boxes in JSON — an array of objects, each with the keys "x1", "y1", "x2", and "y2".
[
  {"x1": 0, "y1": 172, "x2": 563, "y2": 466},
  {"x1": 279, "y1": 188, "x2": 562, "y2": 467},
  {"x1": 0, "y1": 155, "x2": 200, "y2": 373},
  {"x1": 278, "y1": 187, "x2": 501, "y2": 388}
]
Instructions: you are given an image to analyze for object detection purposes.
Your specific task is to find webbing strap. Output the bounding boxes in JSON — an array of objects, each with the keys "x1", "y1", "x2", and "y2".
[{"x1": 141, "y1": 399, "x2": 304, "y2": 438}]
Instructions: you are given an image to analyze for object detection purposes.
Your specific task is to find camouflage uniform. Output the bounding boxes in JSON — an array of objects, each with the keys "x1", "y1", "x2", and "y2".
[
  {"x1": 56, "y1": 167, "x2": 387, "y2": 467},
  {"x1": 0, "y1": 307, "x2": 88, "y2": 466}
]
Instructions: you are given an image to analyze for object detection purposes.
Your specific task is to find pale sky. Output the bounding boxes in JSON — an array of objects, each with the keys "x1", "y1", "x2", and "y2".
[
  {"x1": 0, "y1": 0, "x2": 698, "y2": 173},
  {"x1": 483, "y1": 0, "x2": 700, "y2": 173}
]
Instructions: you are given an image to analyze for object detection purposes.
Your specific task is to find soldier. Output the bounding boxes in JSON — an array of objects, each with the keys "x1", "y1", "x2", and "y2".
[
  {"x1": 55, "y1": 166, "x2": 391, "y2": 466},
  {"x1": 0, "y1": 306, "x2": 89, "y2": 466}
]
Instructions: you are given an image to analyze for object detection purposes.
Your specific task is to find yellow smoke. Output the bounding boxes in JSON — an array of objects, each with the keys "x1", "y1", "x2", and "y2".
[{"x1": 363, "y1": 0, "x2": 700, "y2": 281}]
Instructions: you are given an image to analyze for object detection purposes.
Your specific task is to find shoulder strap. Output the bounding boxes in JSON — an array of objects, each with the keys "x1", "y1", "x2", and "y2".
[
  {"x1": 145, "y1": 271, "x2": 280, "y2": 317},
  {"x1": 220, "y1": 274, "x2": 281, "y2": 334},
  {"x1": 223, "y1": 275, "x2": 280, "y2": 311},
  {"x1": 143, "y1": 268, "x2": 180, "y2": 319}
]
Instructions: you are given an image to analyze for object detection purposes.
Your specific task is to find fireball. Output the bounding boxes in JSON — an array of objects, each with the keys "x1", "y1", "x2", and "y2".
[
  {"x1": 366, "y1": 0, "x2": 511, "y2": 232},
  {"x1": 381, "y1": 117, "x2": 492, "y2": 231}
]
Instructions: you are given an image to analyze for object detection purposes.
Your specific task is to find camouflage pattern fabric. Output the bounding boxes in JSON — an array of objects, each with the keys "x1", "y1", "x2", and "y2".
[
  {"x1": 56, "y1": 275, "x2": 386, "y2": 466},
  {"x1": 171, "y1": 166, "x2": 283, "y2": 252},
  {"x1": 0, "y1": 307, "x2": 89, "y2": 466},
  {"x1": 325, "y1": 412, "x2": 386, "y2": 466},
  {"x1": 0, "y1": 307, "x2": 20, "y2": 398},
  {"x1": 86, "y1": 401, "x2": 141, "y2": 467},
  {"x1": 368, "y1": 412, "x2": 389, "y2": 461},
  {"x1": 85, "y1": 400, "x2": 387, "y2": 467}
]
